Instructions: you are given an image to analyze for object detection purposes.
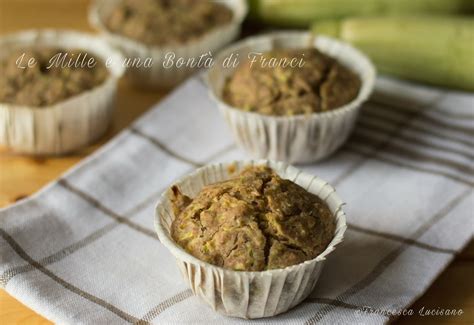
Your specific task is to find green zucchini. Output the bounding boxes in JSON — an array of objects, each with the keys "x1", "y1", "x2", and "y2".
[
  {"x1": 249, "y1": 0, "x2": 474, "y2": 27},
  {"x1": 312, "y1": 16, "x2": 474, "y2": 91}
]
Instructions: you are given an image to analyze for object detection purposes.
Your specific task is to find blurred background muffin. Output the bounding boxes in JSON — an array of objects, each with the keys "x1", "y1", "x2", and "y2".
[
  {"x1": 104, "y1": 0, "x2": 233, "y2": 46},
  {"x1": 0, "y1": 47, "x2": 108, "y2": 107},
  {"x1": 89, "y1": 0, "x2": 248, "y2": 88},
  {"x1": 0, "y1": 30, "x2": 124, "y2": 155}
]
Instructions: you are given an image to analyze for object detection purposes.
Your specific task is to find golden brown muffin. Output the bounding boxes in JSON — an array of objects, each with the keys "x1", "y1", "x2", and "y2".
[
  {"x1": 223, "y1": 48, "x2": 361, "y2": 116},
  {"x1": 0, "y1": 48, "x2": 108, "y2": 107},
  {"x1": 104, "y1": 0, "x2": 233, "y2": 46},
  {"x1": 170, "y1": 166, "x2": 335, "y2": 271}
]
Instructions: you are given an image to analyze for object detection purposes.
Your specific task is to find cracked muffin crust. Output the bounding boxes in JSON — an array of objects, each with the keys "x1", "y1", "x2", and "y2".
[
  {"x1": 223, "y1": 48, "x2": 361, "y2": 116},
  {"x1": 104, "y1": 0, "x2": 233, "y2": 46},
  {"x1": 0, "y1": 48, "x2": 108, "y2": 107},
  {"x1": 170, "y1": 166, "x2": 335, "y2": 271}
]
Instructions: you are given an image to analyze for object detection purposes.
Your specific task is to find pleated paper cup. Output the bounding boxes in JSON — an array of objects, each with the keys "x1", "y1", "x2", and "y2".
[
  {"x1": 89, "y1": 0, "x2": 247, "y2": 89},
  {"x1": 207, "y1": 32, "x2": 376, "y2": 163},
  {"x1": 0, "y1": 30, "x2": 125, "y2": 155},
  {"x1": 155, "y1": 160, "x2": 347, "y2": 319}
]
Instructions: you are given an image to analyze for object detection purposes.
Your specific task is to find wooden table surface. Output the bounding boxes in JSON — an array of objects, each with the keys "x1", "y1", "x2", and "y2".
[{"x1": 0, "y1": 0, "x2": 472, "y2": 324}]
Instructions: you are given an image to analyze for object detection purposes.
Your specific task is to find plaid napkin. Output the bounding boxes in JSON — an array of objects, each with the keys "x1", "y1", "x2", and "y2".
[{"x1": 1, "y1": 75, "x2": 473, "y2": 324}]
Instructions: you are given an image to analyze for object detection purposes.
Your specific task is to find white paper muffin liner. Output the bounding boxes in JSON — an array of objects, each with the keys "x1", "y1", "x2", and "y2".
[
  {"x1": 89, "y1": 0, "x2": 247, "y2": 89},
  {"x1": 0, "y1": 30, "x2": 125, "y2": 155},
  {"x1": 155, "y1": 160, "x2": 347, "y2": 319},
  {"x1": 207, "y1": 32, "x2": 376, "y2": 163}
]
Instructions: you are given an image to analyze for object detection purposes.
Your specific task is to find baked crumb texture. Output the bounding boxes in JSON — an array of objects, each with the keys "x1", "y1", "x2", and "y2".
[
  {"x1": 0, "y1": 48, "x2": 108, "y2": 107},
  {"x1": 105, "y1": 0, "x2": 233, "y2": 46},
  {"x1": 224, "y1": 48, "x2": 361, "y2": 116},
  {"x1": 171, "y1": 166, "x2": 335, "y2": 271}
]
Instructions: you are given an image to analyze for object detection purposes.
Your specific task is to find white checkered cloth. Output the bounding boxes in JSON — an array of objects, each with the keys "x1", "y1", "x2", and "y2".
[{"x1": 1, "y1": 75, "x2": 473, "y2": 325}]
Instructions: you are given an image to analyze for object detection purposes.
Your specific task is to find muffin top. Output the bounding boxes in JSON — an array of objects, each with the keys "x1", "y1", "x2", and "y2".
[
  {"x1": 0, "y1": 47, "x2": 108, "y2": 107},
  {"x1": 170, "y1": 166, "x2": 335, "y2": 271},
  {"x1": 104, "y1": 0, "x2": 233, "y2": 46},
  {"x1": 223, "y1": 48, "x2": 361, "y2": 116}
]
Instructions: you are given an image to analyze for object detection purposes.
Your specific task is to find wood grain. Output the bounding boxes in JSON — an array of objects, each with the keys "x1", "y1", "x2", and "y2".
[{"x1": 0, "y1": 0, "x2": 472, "y2": 324}]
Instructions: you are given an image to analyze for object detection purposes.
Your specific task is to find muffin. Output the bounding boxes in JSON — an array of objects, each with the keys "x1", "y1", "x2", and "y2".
[
  {"x1": 0, "y1": 47, "x2": 108, "y2": 107},
  {"x1": 155, "y1": 160, "x2": 347, "y2": 318},
  {"x1": 170, "y1": 165, "x2": 335, "y2": 271},
  {"x1": 207, "y1": 32, "x2": 376, "y2": 163},
  {"x1": 0, "y1": 30, "x2": 124, "y2": 155},
  {"x1": 104, "y1": 0, "x2": 233, "y2": 46},
  {"x1": 90, "y1": 0, "x2": 247, "y2": 88},
  {"x1": 223, "y1": 48, "x2": 361, "y2": 116}
]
